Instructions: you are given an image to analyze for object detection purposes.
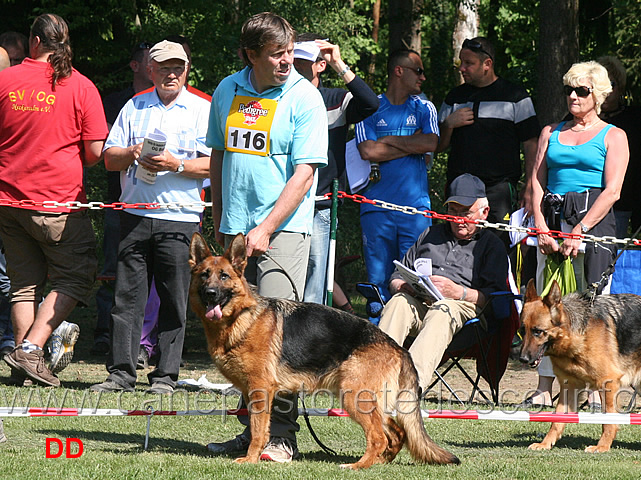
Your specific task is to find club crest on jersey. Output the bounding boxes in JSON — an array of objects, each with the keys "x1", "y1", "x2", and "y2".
[
  {"x1": 406, "y1": 115, "x2": 417, "y2": 127},
  {"x1": 238, "y1": 101, "x2": 269, "y2": 126}
]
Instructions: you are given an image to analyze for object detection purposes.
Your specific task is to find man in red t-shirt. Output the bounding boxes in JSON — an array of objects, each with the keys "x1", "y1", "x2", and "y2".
[{"x1": 0, "y1": 14, "x2": 108, "y2": 387}]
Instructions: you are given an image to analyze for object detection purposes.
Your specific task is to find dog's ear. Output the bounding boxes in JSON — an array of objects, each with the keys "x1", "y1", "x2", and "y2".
[
  {"x1": 543, "y1": 280, "x2": 562, "y2": 309},
  {"x1": 524, "y1": 279, "x2": 539, "y2": 302},
  {"x1": 189, "y1": 232, "x2": 212, "y2": 268},
  {"x1": 225, "y1": 233, "x2": 247, "y2": 275}
]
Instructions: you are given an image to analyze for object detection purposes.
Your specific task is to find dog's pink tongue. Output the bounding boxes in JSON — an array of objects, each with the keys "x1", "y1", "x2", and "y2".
[{"x1": 205, "y1": 305, "x2": 223, "y2": 320}]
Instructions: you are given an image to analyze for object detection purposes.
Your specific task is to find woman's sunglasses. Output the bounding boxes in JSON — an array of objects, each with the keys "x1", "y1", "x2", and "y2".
[{"x1": 563, "y1": 85, "x2": 593, "y2": 97}]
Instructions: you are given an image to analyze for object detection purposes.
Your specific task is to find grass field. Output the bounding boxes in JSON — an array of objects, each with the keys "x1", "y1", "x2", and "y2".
[{"x1": 1, "y1": 289, "x2": 641, "y2": 479}]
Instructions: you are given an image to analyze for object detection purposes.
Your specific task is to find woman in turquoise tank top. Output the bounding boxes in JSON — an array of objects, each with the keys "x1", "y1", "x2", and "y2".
[
  {"x1": 522, "y1": 61, "x2": 629, "y2": 409},
  {"x1": 530, "y1": 61, "x2": 628, "y2": 282}
]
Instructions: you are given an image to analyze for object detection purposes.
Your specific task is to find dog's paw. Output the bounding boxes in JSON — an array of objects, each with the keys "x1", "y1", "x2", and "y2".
[
  {"x1": 340, "y1": 463, "x2": 360, "y2": 470},
  {"x1": 585, "y1": 445, "x2": 610, "y2": 453},
  {"x1": 528, "y1": 442, "x2": 552, "y2": 451},
  {"x1": 233, "y1": 456, "x2": 256, "y2": 464}
]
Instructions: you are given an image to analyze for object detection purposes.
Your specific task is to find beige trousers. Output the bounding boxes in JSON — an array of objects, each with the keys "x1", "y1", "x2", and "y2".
[{"x1": 378, "y1": 292, "x2": 480, "y2": 390}]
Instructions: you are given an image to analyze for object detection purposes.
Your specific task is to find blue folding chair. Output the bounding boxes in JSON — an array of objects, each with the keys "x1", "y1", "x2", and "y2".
[
  {"x1": 610, "y1": 249, "x2": 641, "y2": 295},
  {"x1": 355, "y1": 282, "x2": 386, "y2": 325},
  {"x1": 609, "y1": 248, "x2": 641, "y2": 409}
]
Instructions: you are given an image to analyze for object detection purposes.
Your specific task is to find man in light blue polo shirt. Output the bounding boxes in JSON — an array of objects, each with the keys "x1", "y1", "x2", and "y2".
[
  {"x1": 90, "y1": 40, "x2": 211, "y2": 395},
  {"x1": 206, "y1": 12, "x2": 328, "y2": 463},
  {"x1": 207, "y1": 19, "x2": 328, "y2": 301}
]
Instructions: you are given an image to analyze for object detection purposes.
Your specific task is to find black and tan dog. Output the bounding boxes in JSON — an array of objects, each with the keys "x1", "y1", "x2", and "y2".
[
  {"x1": 188, "y1": 232, "x2": 459, "y2": 469},
  {"x1": 520, "y1": 278, "x2": 641, "y2": 452}
]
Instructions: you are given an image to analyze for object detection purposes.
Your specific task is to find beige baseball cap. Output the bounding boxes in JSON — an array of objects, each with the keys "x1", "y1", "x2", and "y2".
[{"x1": 149, "y1": 40, "x2": 188, "y2": 63}]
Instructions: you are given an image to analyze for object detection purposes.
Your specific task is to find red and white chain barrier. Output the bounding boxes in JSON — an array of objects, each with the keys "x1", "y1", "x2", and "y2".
[{"x1": 2, "y1": 192, "x2": 637, "y2": 247}]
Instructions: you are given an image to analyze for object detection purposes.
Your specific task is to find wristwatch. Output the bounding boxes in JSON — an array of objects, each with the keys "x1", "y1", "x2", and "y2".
[
  {"x1": 579, "y1": 221, "x2": 589, "y2": 233},
  {"x1": 176, "y1": 158, "x2": 185, "y2": 173}
]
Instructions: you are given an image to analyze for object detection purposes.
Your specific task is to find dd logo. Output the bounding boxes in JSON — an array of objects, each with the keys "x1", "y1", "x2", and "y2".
[{"x1": 45, "y1": 438, "x2": 84, "y2": 458}]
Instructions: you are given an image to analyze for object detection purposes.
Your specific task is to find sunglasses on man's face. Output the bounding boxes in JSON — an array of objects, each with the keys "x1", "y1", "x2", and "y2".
[
  {"x1": 400, "y1": 65, "x2": 425, "y2": 76},
  {"x1": 563, "y1": 85, "x2": 593, "y2": 97},
  {"x1": 462, "y1": 38, "x2": 493, "y2": 61}
]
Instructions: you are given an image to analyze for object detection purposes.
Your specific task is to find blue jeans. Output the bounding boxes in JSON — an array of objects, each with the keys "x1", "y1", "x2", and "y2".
[
  {"x1": 360, "y1": 209, "x2": 431, "y2": 302},
  {"x1": 303, "y1": 208, "x2": 332, "y2": 304},
  {"x1": 106, "y1": 212, "x2": 197, "y2": 388}
]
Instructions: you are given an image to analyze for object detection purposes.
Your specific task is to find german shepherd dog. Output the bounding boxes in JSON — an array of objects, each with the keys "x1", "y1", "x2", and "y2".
[
  {"x1": 520, "y1": 278, "x2": 641, "y2": 452},
  {"x1": 188, "y1": 232, "x2": 459, "y2": 469}
]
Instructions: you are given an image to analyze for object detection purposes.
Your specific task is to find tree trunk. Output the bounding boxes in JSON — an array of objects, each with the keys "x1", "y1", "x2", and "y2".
[
  {"x1": 537, "y1": 0, "x2": 579, "y2": 126},
  {"x1": 452, "y1": 0, "x2": 479, "y2": 85},
  {"x1": 409, "y1": 0, "x2": 423, "y2": 53},
  {"x1": 389, "y1": 0, "x2": 422, "y2": 53},
  {"x1": 368, "y1": 0, "x2": 381, "y2": 76}
]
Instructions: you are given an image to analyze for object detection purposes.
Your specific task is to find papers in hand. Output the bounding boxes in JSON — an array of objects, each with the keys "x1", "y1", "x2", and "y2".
[
  {"x1": 135, "y1": 129, "x2": 167, "y2": 184},
  {"x1": 345, "y1": 138, "x2": 370, "y2": 193},
  {"x1": 509, "y1": 208, "x2": 537, "y2": 248},
  {"x1": 509, "y1": 207, "x2": 585, "y2": 252},
  {"x1": 393, "y1": 259, "x2": 443, "y2": 302}
]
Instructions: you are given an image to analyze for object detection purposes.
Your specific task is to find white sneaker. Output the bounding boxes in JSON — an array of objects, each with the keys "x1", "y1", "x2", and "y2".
[
  {"x1": 46, "y1": 321, "x2": 80, "y2": 374},
  {"x1": 260, "y1": 437, "x2": 300, "y2": 463}
]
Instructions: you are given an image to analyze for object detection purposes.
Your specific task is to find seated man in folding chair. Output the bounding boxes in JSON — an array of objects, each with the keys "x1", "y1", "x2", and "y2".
[{"x1": 378, "y1": 173, "x2": 508, "y2": 394}]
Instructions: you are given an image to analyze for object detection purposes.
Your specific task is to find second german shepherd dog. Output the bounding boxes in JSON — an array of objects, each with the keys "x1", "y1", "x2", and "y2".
[
  {"x1": 520, "y1": 278, "x2": 641, "y2": 452},
  {"x1": 188, "y1": 232, "x2": 459, "y2": 469}
]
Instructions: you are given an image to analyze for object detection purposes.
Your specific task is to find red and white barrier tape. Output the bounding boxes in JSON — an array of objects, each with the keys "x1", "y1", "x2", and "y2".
[{"x1": 2, "y1": 407, "x2": 641, "y2": 425}]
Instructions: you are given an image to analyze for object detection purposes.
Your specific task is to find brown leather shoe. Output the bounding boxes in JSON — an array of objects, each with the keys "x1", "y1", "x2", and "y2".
[{"x1": 4, "y1": 347, "x2": 60, "y2": 387}]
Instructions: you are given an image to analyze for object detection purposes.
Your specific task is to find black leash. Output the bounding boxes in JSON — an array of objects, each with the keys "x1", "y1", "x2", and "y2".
[
  {"x1": 299, "y1": 393, "x2": 337, "y2": 456},
  {"x1": 589, "y1": 222, "x2": 641, "y2": 305}
]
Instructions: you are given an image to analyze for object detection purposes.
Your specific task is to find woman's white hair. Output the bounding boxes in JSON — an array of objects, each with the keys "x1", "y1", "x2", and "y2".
[{"x1": 563, "y1": 61, "x2": 612, "y2": 114}]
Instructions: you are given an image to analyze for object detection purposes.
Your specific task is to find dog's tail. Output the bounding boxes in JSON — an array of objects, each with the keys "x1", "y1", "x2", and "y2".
[{"x1": 395, "y1": 353, "x2": 460, "y2": 465}]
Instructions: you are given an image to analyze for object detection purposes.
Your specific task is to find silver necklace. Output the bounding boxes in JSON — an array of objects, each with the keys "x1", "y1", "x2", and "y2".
[{"x1": 570, "y1": 119, "x2": 599, "y2": 132}]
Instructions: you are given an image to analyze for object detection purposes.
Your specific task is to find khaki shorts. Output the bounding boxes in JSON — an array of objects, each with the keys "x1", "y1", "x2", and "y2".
[{"x1": 0, "y1": 207, "x2": 97, "y2": 305}]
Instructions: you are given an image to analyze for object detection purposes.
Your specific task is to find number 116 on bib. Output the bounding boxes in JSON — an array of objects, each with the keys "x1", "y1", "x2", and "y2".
[{"x1": 227, "y1": 126, "x2": 268, "y2": 156}]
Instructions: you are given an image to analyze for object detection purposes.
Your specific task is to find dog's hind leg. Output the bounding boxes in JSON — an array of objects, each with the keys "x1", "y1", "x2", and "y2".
[
  {"x1": 586, "y1": 377, "x2": 621, "y2": 453},
  {"x1": 340, "y1": 390, "x2": 388, "y2": 469}
]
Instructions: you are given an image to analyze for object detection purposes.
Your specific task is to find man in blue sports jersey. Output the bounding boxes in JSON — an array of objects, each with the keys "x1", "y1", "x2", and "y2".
[{"x1": 355, "y1": 49, "x2": 439, "y2": 311}]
